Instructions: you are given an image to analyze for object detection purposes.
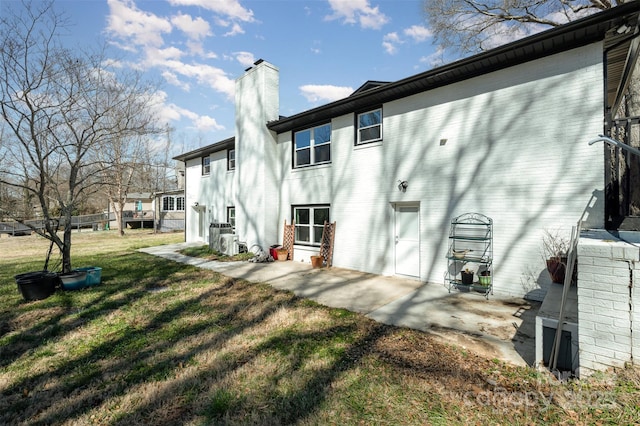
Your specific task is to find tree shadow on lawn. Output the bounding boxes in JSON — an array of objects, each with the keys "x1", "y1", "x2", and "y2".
[
  {"x1": 1, "y1": 255, "x2": 494, "y2": 425},
  {"x1": 0, "y1": 253, "x2": 190, "y2": 370},
  {"x1": 1, "y1": 272, "x2": 363, "y2": 424}
]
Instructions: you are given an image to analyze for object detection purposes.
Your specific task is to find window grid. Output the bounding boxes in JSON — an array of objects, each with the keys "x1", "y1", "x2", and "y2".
[
  {"x1": 356, "y1": 108, "x2": 382, "y2": 145},
  {"x1": 228, "y1": 149, "x2": 235, "y2": 171},
  {"x1": 293, "y1": 205, "x2": 330, "y2": 246},
  {"x1": 294, "y1": 123, "x2": 331, "y2": 168},
  {"x1": 161, "y1": 196, "x2": 185, "y2": 212},
  {"x1": 202, "y1": 156, "x2": 210, "y2": 175},
  {"x1": 227, "y1": 206, "x2": 236, "y2": 228}
]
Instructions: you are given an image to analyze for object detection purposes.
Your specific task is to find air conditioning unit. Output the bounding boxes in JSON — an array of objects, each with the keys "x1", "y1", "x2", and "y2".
[{"x1": 219, "y1": 234, "x2": 238, "y2": 256}]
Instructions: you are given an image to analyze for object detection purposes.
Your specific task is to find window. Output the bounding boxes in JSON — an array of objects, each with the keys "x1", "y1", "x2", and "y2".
[
  {"x1": 227, "y1": 206, "x2": 235, "y2": 228},
  {"x1": 135, "y1": 200, "x2": 142, "y2": 212},
  {"x1": 202, "y1": 156, "x2": 210, "y2": 175},
  {"x1": 228, "y1": 149, "x2": 235, "y2": 170},
  {"x1": 294, "y1": 123, "x2": 331, "y2": 168},
  {"x1": 356, "y1": 108, "x2": 382, "y2": 145},
  {"x1": 293, "y1": 205, "x2": 329, "y2": 246},
  {"x1": 162, "y1": 195, "x2": 185, "y2": 212}
]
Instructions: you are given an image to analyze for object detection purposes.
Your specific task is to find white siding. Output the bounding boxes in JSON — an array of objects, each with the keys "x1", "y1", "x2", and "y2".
[
  {"x1": 182, "y1": 43, "x2": 606, "y2": 300},
  {"x1": 184, "y1": 151, "x2": 235, "y2": 243},
  {"x1": 274, "y1": 43, "x2": 605, "y2": 299}
]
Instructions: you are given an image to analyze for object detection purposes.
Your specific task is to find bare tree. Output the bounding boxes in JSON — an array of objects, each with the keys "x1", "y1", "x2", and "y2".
[
  {"x1": 96, "y1": 135, "x2": 160, "y2": 237},
  {"x1": 0, "y1": 1, "x2": 162, "y2": 272},
  {"x1": 424, "y1": 0, "x2": 621, "y2": 54}
]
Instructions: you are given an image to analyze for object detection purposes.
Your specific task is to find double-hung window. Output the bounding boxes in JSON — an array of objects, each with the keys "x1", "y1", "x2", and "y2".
[
  {"x1": 227, "y1": 206, "x2": 236, "y2": 229},
  {"x1": 202, "y1": 156, "x2": 210, "y2": 175},
  {"x1": 356, "y1": 108, "x2": 382, "y2": 145},
  {"x1": 293, "y1": 205, "x2": 329, "y2": 246},
  {"x1": 162, "y1": 195, "x2": 185, "y2": 212},
  {"x1": 294, "y1": 123, "x2": 331, "y2": 168},
  {"x1": 227, "y1": 149, "x2": 235, "y2": 171}
]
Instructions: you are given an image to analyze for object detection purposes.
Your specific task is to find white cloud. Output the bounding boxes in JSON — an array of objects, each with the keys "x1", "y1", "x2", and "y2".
[
  {"x1": 404, "y1": 25, "x2": 431, "y2": 42},
  {"x1": 382, "y1": 32, "x2": 401, "y2": 55},
  {"x1": 106, "y1": 0, "x2": 172, "y2": 48},
  {"x1": 300, "y1": 84, "x2": 353, "y2": 103},
  {"x1": 419, "y1": 45, "x2": 447, "y2": 68},
  {"x1": 193, "y1": 115, "x2": 225, "y2": 131},
  {"x1": 171, "y1": 13, "x2": 211, "y2": 40},
  {"x1": 325, "y1": 0, "x2": 389, "y2": 30},
  {"x1": 224, "y1": 22, "x2": 245, "y2": 37},
  {"x1": 162, "y1": 71, "x2": 190, "y2": 91},
  {"x1": 168, "y1": 0, "x2": 255, "y2": 22},
  {"x1": 144, "y1": 46, "x2": 185, "y2": 65},
  {"x1": 163, "y1": 60, "x2": 235, "y2": 99},
  {"x1": 158, "y1": 97, "x2": 225, "y2": 132},
  {"x1": 234, "y1": 51, "x2": 255, "y2": 68}
]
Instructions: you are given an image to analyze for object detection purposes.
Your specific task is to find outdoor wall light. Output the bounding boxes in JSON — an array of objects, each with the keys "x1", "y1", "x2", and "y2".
[{"x1": 397, "y1": 180, "x2": 408, "y2": 192}]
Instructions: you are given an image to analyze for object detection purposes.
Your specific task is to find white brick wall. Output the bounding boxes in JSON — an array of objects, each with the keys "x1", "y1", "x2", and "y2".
[
  {"x1": 184, "y1": 151, "x2": 236, "y2": 243},
  {"x1": 577, "y1": 232, "x2": 639, "y2": 374},
  {"x1": 184, "y1": 44, "x2": 609, "y2": 301},
  {"x1": 235, "y1": 61, "x2": 280, "y2": 250},
  {"x1": 273, "y1": 43, "x2": 605, "y2": 298}
]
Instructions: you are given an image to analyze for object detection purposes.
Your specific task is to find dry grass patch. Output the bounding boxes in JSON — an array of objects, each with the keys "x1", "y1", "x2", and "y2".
[{"x1": 1, "y1": 231, "x2": 639, "y2": 425}]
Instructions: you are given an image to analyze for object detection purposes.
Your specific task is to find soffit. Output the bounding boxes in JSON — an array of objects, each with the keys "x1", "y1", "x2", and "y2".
[
  {"x1": 268, "y1": 2, "x2": 640, "y2": 134},
  {"x1": 172, "y1": 137, "x2": 234, "y2": 162}
]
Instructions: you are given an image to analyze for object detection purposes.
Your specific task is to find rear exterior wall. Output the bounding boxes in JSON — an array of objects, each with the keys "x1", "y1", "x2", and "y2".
[{"x1": 273, "y1": 43, "x2": 605, "y2": 299}]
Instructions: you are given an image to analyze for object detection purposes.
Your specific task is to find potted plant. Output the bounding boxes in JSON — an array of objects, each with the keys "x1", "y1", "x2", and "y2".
[
  {"x1": 460, "y1": 268, "x2": 474, "y2": 285},
  {"x1": 276, "y1": 248, "x2": 288, "y2": 261},
  {"x1": 310, "y1": 254, "x2": 323, "y2": 268},
  {"x1": 478, "y1": 270, "x2": 491, "y2": 286},
  {"x1": 542, "y1": 230, "x2": 569, "y2": 284}
]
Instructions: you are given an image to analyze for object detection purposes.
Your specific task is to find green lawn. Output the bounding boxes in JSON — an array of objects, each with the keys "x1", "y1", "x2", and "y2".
[{"x1": 0, "y1": 231, "x2": 638, "y2": 425}]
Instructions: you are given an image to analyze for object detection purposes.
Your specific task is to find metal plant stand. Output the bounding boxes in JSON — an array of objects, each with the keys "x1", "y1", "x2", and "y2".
[{"x1": 445, "y1": 213, "x2": 493, "y2": 299}]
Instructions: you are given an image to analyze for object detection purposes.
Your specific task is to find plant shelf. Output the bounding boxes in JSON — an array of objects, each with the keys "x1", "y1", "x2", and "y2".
[{"x1": 445, "y1": 213, "x2": 493, "y2": 299}]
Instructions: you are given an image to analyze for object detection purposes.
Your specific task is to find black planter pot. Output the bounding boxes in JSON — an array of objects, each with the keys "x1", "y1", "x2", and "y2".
[
  {"x1": 15, "y1": 271, "x2": 58, "y2": 301},
  {"x1": 461, "y1": 271, "x2": 474, "y2": 285}
]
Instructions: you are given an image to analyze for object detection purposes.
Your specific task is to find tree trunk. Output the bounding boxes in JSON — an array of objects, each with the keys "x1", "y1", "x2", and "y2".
[{"x1": 59, "y1": 206, "x2": 73, "y2": 273}]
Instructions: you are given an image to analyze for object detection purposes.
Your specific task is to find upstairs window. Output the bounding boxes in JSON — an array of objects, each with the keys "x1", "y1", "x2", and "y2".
[
  {"x1": 356, "y1": 108, "x2": 382, "y2": 145},
  {"x1": 293, "y1": 205, "x2": 329, "y2": 246},
  {"x1": 228, "y1": 149, "x2": 235, "y2": 171},
  {"x1": 202, "y1": 156, "x2": 210, "y2": 175},
  {"x1": 294, "y1": 123, "x2": 331, "y2": 168}
]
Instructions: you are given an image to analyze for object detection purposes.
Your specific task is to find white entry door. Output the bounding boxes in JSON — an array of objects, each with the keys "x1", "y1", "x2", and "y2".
[
  {"x1": 198, "y1": 207, "x2": 207, "y2": 241},
  {"x1": 394, "y1": 204, "x2": 420, "y2": 277}
]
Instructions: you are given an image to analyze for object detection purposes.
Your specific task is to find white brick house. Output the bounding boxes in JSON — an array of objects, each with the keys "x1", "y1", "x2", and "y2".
[{"x1": 174, "y1": 5, "x2": 640, "y2": 305}]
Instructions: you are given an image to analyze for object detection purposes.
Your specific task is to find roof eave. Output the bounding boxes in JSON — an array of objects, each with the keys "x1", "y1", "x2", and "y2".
[
  {"x1": 267, "y1": 2, "x2": 640, "y2": 134},
  {"x1": 173, "y1": 137, "x2": 235, "y2": 162}
]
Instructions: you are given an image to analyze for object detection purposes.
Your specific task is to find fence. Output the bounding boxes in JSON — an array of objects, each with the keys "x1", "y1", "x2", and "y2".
[{"x1": 0, "y1": 213, "x2": 116, "y2": 235}]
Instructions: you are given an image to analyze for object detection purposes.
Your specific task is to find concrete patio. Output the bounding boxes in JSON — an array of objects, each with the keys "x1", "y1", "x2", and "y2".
[{"x1": 140, "y1": 243, "x2": 539, "y2": 367}]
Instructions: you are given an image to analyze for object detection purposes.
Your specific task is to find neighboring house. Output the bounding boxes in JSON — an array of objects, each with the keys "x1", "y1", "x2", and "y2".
[
  {"x1": 109, "y1": 192, "x2": 154, "y2": 230},
  {"x1": 154, "y1": 189, "x2": 185, "y2": 233},
  {"x1": 175, "y1": 1, "x2": 640, "y2": 317}
]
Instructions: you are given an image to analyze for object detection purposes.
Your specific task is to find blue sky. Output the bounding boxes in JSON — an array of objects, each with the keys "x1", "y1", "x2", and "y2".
[{"x1": 39, "y1": 0, "x2": 449, "y2": 153}]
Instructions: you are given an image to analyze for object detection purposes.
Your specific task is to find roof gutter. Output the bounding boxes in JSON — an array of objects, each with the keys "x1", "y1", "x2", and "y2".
[{"x1": 267, "y1": 2, "x2": 640, "y2": 134}]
